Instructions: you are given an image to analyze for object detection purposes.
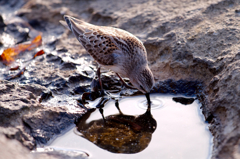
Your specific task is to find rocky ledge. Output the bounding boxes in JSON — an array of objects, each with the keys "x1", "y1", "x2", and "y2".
[{"x1": 0, "y1": 0, "x2": 240, "y2": 158}]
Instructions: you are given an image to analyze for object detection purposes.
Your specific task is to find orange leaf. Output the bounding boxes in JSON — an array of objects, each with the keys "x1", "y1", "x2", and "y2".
[
  {"x1": 0, "y1": 48, "x2": 17, "y2": 64},
  {"x1": 0, "y1": 34, "x2": 42, "y2": 65},
  {"x1": 33, "y1": 50, "x2": 45, "y2": 59}
]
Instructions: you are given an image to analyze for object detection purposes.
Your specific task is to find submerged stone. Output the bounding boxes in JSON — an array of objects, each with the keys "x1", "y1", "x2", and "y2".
[{"x1": 172, "y1": 97, "x2": 195, "y2": 105}]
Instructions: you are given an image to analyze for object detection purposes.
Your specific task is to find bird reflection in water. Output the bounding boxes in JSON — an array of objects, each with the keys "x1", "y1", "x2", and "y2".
[{"x1": 75, "y1": 98, "x2": 157, "y2": 154}]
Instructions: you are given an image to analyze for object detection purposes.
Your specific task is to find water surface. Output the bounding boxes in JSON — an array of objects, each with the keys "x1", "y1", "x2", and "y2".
[{"x1": 41, "y1": 94, "x2": 212, "y2": 159}]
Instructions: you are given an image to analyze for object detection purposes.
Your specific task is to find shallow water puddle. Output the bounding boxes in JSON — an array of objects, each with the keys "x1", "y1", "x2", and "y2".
[{"x1": 41, "y1": 94, "x2": 212, "y2": 159}]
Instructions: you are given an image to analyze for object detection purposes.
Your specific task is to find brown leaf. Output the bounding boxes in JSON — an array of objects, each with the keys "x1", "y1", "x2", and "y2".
[
  {"x1": 9, "y1": 66, "x2": 20, "y2": 71},
  {"x1": 33, "y1": 50, "x2": 45, "y2": 59},
  {"x1": 0, "y1": 34, "x2": 42, "y2": 65}
]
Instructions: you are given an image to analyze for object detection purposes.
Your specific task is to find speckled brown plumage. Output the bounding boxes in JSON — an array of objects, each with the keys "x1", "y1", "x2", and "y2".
[{"x1": 61, "y1": 15, "x2": 154, "y2": 93}]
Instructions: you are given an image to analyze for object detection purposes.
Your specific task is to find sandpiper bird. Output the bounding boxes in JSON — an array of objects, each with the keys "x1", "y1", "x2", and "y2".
[{"x1": 60, "y1": 15, "x2": 154, "y2": 105}]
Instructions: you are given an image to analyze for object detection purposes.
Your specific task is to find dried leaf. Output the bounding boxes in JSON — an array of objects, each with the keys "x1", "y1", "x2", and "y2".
[
  {"x1": 33, "y1": 50, "x2": 45, "y2": 59},
  {"x1": 0, "y1": 34, "x2": 42, "y2": 65},
  {"x1": 9, "y1": 66, "x2": 20, "y2": 71},
  {"x1": 6, "y1": 67, "x2": 26, "y2": 80},
  {"x1": 0, "y1": 48, "x2": 17, "y2": 64}
]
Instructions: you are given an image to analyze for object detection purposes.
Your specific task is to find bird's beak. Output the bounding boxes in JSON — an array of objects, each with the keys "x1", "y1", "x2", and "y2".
[
  {"x1": 145, "y1": 92, "x2": 152, "y2": 113},
  {"x1": 145, "y1": 92, "x2": 151, "y2": 105},
  {"x1": 63, "y1": 15, "x2": 72, "y2": 30}
]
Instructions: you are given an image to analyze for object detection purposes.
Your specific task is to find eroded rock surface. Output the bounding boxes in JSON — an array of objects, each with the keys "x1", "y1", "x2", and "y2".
[
  {"x1": 0, "y1": 134, "x2": 88, "y2": 159},
  {"x1": 203, "y1": 60, "x2": 240, "y2": 159},
  {"x1": 0, "y1": 80, "x2": 84, "y2": 150},
  {"x1": 0, "y1": 0, "x2": 240, "y2": 158}
]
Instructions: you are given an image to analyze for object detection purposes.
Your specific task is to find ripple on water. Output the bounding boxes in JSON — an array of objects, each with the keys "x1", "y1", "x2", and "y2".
[
  {"x1": 137, "y1": 95, "x2": 164, "y2": 110},
  {"x1": 38, "y1": 94, "x2": 213, "y2": 159}
]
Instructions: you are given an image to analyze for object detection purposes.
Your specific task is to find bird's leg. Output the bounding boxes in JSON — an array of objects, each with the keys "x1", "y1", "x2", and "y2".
[
  {"x1": 99, "y1": 108, "x2": 106, "y2": 122},
  {"x1": 96, "y1": 97, "x2": 109, "y2": 122},
  {"x1": 115, "y1": 100, "x2": 123, "y2": 114},
  {"x1": 116, "y1": 73, "x2": 135, "y2": 89},
  {"x1": 96, "y1": 67, "x2": 104, "y2": 95},
  {"x1": 97, "y1": 67, "x2": 102, "y2": 90}
]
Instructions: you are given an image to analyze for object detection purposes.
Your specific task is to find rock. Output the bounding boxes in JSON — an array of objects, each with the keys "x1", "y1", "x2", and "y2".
[
  {"x1": 172, "y1": 97, "x2": 195, "y2": 105},
  {"x1": 22, "y1": 107, "x2": 81, "y2": 145},
  {"x1": 0, "y1": 134, "x2": 88, "y2": 159},
  {"x1": 0, "y1": 80, "x2": 44, "y2": 149},
  {"x1": 1, "y1": 0, "x2": 240, "y2": 158},
  {"x1": 32, "y1": 147, "x2": 88, "y2": 159},
  {"x1": 0, "y1": 134, "x2": 31, "y2": 159},
  {"x1": 60, "y1": 62, "x2": 77, "y2": 70},
  {"x1": 0, "y1": 15, "x2": 5, "y2": 31},
  {"x1": 0, "y1": 80, "x2": 84, "y2": 150},
  {"x1": 152, "y1": 80, "x2": 203, "y2": 96},
  {"x1": 203, "y1": 60, "x2": 240, "y2": 159},
  {"x1": 72, "y1": 86, "x2": 89, "y2": 95},
  {"x1": 46, "y1": 54, "x2": 63, "y2": 63},
  {"x1": 28, "y1": 19, "x2": 47, "y2": 32},
  {"x1": 38, "y1": 91, "x2": 53, "y2": 102},
  {"x1": 5, "y1": 23, "x2": 29, "y2": 44},
  {"x1": 17, "y1": 1, "x2": 63, "y2": 24}
]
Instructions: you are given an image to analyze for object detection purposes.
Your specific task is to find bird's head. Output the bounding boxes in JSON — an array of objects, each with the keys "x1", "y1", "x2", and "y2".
[{"x1": 129, "y1": 65, "x2": 155, "y2": 94}]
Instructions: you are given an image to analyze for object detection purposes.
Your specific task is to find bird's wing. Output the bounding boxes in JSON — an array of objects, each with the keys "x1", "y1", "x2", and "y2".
[
  {"x1": 61, "y1": 15, "x2": 121, "y2": 65},
  {"x1": 110, "y1": 28, "x2": 147, "y2": 58},
  {"x1": 61, "y1": 15, "x2": 148, "y2": 65}
]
